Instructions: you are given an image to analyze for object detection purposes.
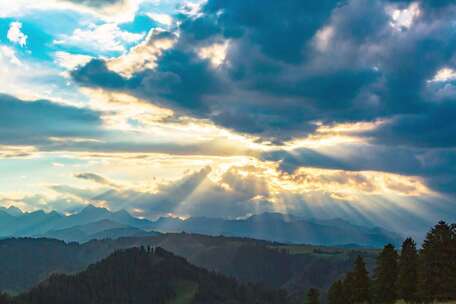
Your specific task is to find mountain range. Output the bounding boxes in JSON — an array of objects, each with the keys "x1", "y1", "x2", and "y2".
[{"x1": 0, "y1": 205, "x2": 401, "y2": 247}]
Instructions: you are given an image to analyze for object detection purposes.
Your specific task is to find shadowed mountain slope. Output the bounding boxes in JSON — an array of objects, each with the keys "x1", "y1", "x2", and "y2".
[{"x1": 8, "y1": 247, "x2": 290, "y2": 304}]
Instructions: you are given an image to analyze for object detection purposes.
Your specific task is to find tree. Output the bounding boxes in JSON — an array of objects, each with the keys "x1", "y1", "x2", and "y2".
[
  {"x1": 397, "y1": 238, "x2": 418, "y2": 302},
  {"x1": 0, "y1": 293, "x2": 12, "y2": 304},
  {"x1": 307, "y1": 288, "x2": 320, "y2": 304},
  {"x1": 345, "y1": 256, "x2": 370, "y2": 304},
  {"x1": 372, "y1": 244, "x2": 398, "y2": 303},
  {"x1": 418, "y1": 221, "x2": 456, "y2": 302},
  {"x1": 328, "y1": 280, "x2": 346, "y2": 304}
]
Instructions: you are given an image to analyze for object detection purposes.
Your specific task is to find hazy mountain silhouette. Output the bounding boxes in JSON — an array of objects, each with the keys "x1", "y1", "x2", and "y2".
[
  {"x1": 149, "y1": 212, "x2": 401, "y2": 247},
  {"x1": 0, "y1": 205, "x2": 400, "y2": 247},
  {"x1": 42, "y1": 219, "x2": 158, "y2": 243},
  {"x1": 0, "y1": 206, "x2": 23, "y2": 217}
]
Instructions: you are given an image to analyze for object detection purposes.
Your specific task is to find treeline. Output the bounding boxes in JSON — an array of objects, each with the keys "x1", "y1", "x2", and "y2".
[{"x1": 322, "y1": 221, "x2": 456, "y2": 304}]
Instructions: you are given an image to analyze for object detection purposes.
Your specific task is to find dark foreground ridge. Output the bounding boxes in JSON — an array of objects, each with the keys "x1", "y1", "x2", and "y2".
[
  {"x1": 0, "y1": 234, "x2": 378, "y2": 298},
  {"x1": 0, "y1": 247, "x2": 290, "y2": 304}
]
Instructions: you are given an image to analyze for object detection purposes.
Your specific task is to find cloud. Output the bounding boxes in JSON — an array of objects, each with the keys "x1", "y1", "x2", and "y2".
[
  {"x1": 0, "y1": 94, "x2": 103, "y2": 146},
  {"x1": 2, "y1": 0, "x2": 456, "y2": 237},
  {"x1": 364, "y1": 103, "x2": 456, "y2": 148},
  {"x1": 0, "y1": 193, "x2": 87, "y2": 214},
  {"x1": 54, "y1": 23, "x2": 145, "y2": 53},
  {"x1": 0, "y1": 145, "x2": 38, "y2": 159},
  {"x1": 70, "y1": 0, "x2": 456, "y2": 148},
  {"x1": 0, "y1": 89, "x2": 260, "y2": 158},
  {"x1": 74, "y1": 172, "x2": 119, "y2": 188},
  {"x1": 64, "y1": 0, "x2": 456, "y2": 204},
  {"x1": 0, "y1": 0, "x2": 140, "y2": 22},
  {"x1": 63, "y1": 0, "x2": 126, "y2": 8},
  {"x1": 50, "y1": 166, "x2": 272, "y2": 218},
  {"x1": 54, "y1": 52, "x2": 93, "y2": 70},
  {"x1": 0, "y1": 46, "x2": 21, "y2": 66},
  {"x1": 50, "y1": 158, "x2": 433, "y2": 220},
  {"x1": 60, "y1": 0, "x2": 143, "y2": 22},
  {"x1": 41, "y1": 161, "x2": 454, "y2": 240},
  {"x1": 7, "y1": 21, "x2": 27, "y2": 47},
  {"x1": 262, "y1": 142, "x2": 456, "y2": 195},
  {"x1": 147, "y1": 12, "x2": 173, "y2": 27},
  {"x1": 106, "y1": 29, "x2": 177, "y2": 77}
]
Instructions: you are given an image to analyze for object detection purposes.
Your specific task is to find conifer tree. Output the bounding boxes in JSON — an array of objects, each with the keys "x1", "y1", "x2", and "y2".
[
  {"x1": 307, "y1": 288, "x2": 320, "y2": 304},
  {"x1": 418, "y1": 221, "x2": 456, "y2": 302},
  {"x1": 328, "y1": 280, "x2": 345, "y2": 304},
  {"x1": 372, "y1": 244, "x2": 398, "y2": 303},
  {"x1": 397, "y1": 238, "x2": 418, "y2": 302},
  {"x1": 349, "y1": 256, "x2": 370, "y2": 304},
  {"x1": 0, "y1": 293, "x2": 11, "y2": 304}
]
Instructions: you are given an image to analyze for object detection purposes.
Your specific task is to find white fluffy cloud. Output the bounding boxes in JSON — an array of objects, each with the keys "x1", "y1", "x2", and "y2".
[
  {"x1": 54, "y1": 51, "x2": 93, "y2": 70},
  {"x1": 0, "y1": 46, "x2": 21, "y2": 66},
  {"x1": 54, "y1": 23, "x2": 145, "y2": 53},
  {"x1": 147, "y1": 12, "x2": 173, "y2": 26},
  {"x1": 7, "y1": 21, "x2": 27, "y2": 47},
  {"x1": 0, "y1": 0, "x2": 141, "y2": 23}
]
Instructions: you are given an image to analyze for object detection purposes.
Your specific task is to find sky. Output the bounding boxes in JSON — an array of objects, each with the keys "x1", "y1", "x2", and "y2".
[{"x1": 0, "y1": 0, "x2": 456, "y2": 237}]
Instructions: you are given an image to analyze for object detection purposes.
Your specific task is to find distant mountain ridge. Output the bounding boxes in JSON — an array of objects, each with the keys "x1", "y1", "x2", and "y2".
[
  {"x1": 148, "y1": 212, "x2": 402, "y2": 247},
  {"x1": 0, "y1": 206, "x2": 23, "y2": 217},
  {"x1": 0, "y1": 205, "x2": 401, "y2": 247}
]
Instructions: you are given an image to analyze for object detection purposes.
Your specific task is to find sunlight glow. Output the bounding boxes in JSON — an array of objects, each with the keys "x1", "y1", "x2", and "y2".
[
  {"x1": 198, "y1": 41, "x2": 230, "y2": 68},
  {"x1": 387, "y1": 2, "x2": 421, "y2": 31}
]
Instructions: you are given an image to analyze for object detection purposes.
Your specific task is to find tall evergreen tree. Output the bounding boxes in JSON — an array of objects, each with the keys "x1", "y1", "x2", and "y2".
[
  {"x1": 418, "y1": 221, "x2": 456, "y2": 302},
  {"x1": 397, "y1": 238, "x2": 418, "y2": 302},
  {"x1": 307, "y1": 288, "x2": 320, "y2": 304},
  {"x1": 328, "y1": 280, "x2": 345, "y2": 304},
  {"x1": 372, "y1": 244, "x2": 398, "y2": 303},
  {"x1": 343, "y1": 272, "x2": 356, "y2": 304},
  {"x1": 349, "y1": 256, "x2": 370, "y2": 304},
  {"x1": 0, "y1": 293, "x2": 12, "y2": 304}
]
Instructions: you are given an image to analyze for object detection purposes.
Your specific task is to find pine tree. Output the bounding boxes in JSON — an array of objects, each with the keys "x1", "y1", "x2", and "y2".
[
  {"x1": 343, "y1": 272, "x2": 356, "y2": 304},
  {"x1": 397, "y1": 238, "x2": 418, "y2": 302},
  {"x1": 307, "y1": 288, "x2": 320, "y2": 304},
  {"x1": 418, "y1": 221, "x2": 456, "y2": 302},
  {"x1": 0, "y1": 293, "x2": 12, "y2": 304},
  {"x1": 349, "y1": 256, "x2": 370, "y2": 304},
  {"x1": 328, "y1": 280, "x2": 345, "y2": 304},
  {"x1": 372, "y1": 244, "x2": 398, "y2": 303}
]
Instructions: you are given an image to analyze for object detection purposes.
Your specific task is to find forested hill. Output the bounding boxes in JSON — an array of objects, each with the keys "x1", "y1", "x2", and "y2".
[
  {"x1": 1, "y1": 247, "x2": 290, "y2": 304},
  {"x1": 0, "y1": 234, "x2": 377, "y2": 297}
]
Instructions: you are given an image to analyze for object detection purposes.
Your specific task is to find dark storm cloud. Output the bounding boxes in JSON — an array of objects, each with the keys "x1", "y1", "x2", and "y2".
[
  {"x1": 365, "y1": 103, "x2": 456, "y2": 148},
  {"x1": 262, "y1": 144, "x2": 456, "y2": 195},
  {"x1": 71, "y1": 0, "x2": 347, "y2": 138},
  {"x1": 70, "y1": 0, "x2": 456, "y2": 200},
  {"x1": 0, "y1": 94, "x2": 103, "y2": 145},
  {"x1": 196, "y1": 0, "x2": 342, "y2": 63},
  {"x1": 71, "y1": 0, "x2": 456, "y2": 147},
  {"x1": 0, "y1": 94, "x2": 257, "y2": 157},
  {"x1": 72, "y1": 59, "x2": 126, "y2": 89}
]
